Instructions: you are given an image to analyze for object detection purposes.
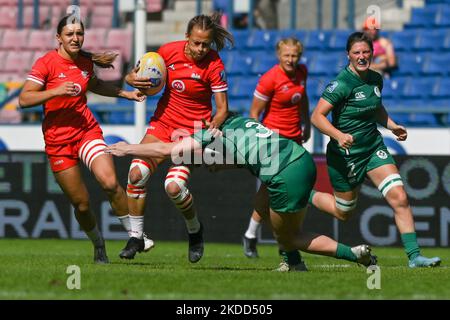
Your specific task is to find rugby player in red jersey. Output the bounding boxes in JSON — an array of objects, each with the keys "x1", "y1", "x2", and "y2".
[
  {"x1": 19, "y1": 15, "x2": 145, "y2": 264},
  {"x1": 121, "y1": 12, "x2": 233, "y2": 262}
]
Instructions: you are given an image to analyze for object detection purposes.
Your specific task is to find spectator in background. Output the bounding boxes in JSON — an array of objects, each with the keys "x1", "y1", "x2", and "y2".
[
  {"x1": 19, "y1": 15, "x2": 147, "y2": 264},
  {"x1": 362, "y1": 16, "x2": 397, "y2": 77},
  {"x1": 242, "y1": 38, "x2": 310, "y2": 271},
  {"x1": 254, "y1": 0, "x2": 279, "y2": 29}
]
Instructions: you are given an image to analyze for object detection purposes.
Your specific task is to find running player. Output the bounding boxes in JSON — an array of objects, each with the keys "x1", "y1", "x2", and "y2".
[
  {"x1": 120, "y1": 12, "x2": 233, "y2": 263},
  {"x1": 19, "y1": 15, "x2": 147, "y2": 264},
  {"x1": 310, "y1": 32, "x2": 440, "y2": 268},
  {"x1": 241, "y1": 38, "x2": 311, "y2": 271}
]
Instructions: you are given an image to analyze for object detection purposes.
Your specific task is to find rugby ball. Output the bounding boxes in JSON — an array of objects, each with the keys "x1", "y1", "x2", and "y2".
[{"x1": 136, "y1": 52, "x2": 166, "y2": 96}]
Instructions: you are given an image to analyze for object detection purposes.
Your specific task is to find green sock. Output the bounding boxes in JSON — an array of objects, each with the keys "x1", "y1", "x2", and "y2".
[
  {"x1": 335, "y1": 243, "x2": 357, "y2": 262},
  {"x1": 308, "y1": 190, "x2": 317, "y2": 205},
  {"x1": 279, "y1": 250, "x2": 301, "y2": 265},
  {"x1": 401, "y1": 232, "x2": 420, "y2": 260}
]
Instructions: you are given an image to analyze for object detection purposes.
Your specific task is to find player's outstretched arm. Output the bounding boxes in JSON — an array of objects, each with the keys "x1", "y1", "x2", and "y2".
[
  {"x1": 88, "y1": 76, "x2": 146, "y2": 101},
  {"x1": 105, "y1": 137, "x2": 203, "y2": 160}
]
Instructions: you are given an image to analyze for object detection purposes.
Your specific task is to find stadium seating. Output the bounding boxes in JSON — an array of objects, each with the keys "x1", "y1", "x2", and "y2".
[{"x1": 1, "y1": 0, "x2": 449, "y2": 126}]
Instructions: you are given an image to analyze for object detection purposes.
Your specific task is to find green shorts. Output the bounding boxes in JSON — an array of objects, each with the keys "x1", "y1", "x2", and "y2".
[
  {"x1": 327, "y1": 141, "x2": 395, "y2": 192},
  {"x1": 266, "y1": 152, "x2": 317, "y2": 213}
]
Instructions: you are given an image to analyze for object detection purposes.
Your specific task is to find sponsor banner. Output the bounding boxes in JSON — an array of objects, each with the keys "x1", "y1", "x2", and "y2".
[
  {"x1": 0, "y1": 153, "x2": 449, "y2": 247},
  {"x1": 262, "y1": 155, "x2": 450, "y2": 247}
]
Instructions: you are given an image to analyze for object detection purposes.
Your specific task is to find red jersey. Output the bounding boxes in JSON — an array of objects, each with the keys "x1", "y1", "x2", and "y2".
[
  {"x1": 254, "y1": 64, "x2": 307, "y2": 140},
  {"x1": 27, "y1": 50, "x2": 99, "y2": 146},
  {"x1": 153, "y1": 41, "x2": 228, "y2": 130}
]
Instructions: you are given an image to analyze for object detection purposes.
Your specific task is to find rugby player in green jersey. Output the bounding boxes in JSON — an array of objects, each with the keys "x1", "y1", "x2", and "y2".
[
  {"x1": 105, "y1": 113, "x2": 377, "y2": 270},
  {"x1": 310, "y1": 32, "x2": 440, "y2": 268}
]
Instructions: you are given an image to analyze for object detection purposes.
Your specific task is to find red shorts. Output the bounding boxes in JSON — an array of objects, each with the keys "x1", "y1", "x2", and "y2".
[
  {"x1": 146, "y1": 119, "x2": 200, "y2": 143},
  {"x1": 46, "y1": 128, "x2": 105, "y2": 172}
]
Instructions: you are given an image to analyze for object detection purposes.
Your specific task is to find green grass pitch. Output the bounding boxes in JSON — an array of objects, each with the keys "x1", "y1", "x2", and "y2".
[{"x1": 0, "y1": 239, "x2": 448, "y2": 300}]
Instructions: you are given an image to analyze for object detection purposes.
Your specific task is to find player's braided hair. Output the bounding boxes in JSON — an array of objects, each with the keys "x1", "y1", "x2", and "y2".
[
  {"x1": 186, "y1": 12, "x2": 234, "y2": 51},
  {"x1": 57, "y1": 15, "x2": 118, "y2": 69}
]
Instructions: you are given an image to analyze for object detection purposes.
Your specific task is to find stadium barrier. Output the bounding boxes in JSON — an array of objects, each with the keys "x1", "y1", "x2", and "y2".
[{"x1": 0, "y1": 152, "x2": 449, "y2": 247}]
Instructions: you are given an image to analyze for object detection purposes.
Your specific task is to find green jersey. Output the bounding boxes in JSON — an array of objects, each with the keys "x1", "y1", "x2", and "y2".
[
  {"x1": 321, "y1": 66, "x2": 384, "y2": 155},
  {"x1": 193, "y1": 114, "x2": 305, "y2": 183}
]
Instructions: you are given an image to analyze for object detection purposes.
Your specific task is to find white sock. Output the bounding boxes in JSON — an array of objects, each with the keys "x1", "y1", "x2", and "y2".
[
  {"x1": 118, "y1": 215, "x2": 132, "y2": 237},
  {"x1": 245, "y1": 217, "x2": 261, "y2": 239},
  {"x1": 86, "y1": 225, "x2": 104, "y2": 247},
  {"x1": 129, "y1": 215, "x2": 144, "y2": 239},
  {"x1": 185, "y1": 215, "x2": 200, "y2": 234}
]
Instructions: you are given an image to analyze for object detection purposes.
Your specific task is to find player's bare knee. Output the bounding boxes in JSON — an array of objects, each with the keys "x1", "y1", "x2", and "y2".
[
  {"x1": 165, "y1": 181, "x2": 181, "y2": 197},
  {"x1": 164, "y1": 166, "x2": 191, "y2": 198},
  {"x1": 387, "y1": 187, "x2": 409, "y2": 209},
  {"x1": 99, "y1": 177, "x2": 119, "y2": 194},
  {"x1": 128, "y1": 166, "x2": 143, "y2": 185},
  {"x1": 74, "y1": 200, "x2": 90, "y2": 214}
]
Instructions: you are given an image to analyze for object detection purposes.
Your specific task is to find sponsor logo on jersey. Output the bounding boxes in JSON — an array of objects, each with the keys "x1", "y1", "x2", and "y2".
[
  {"x1": 281, "y1": 85, "x2": 289, "y2": 92},
  {"x1": 171, "y1": 80, "x2": 185, "y2": 92},
  {"x1": 81, "y1": 70, "x2": 89, "y2": 78},
  {"x1": 326, "y1": 81, "x2": 338, "y2": 93},
  {"x1": 376, "y1": 150, "x2": 388, "y2": 159},
  {"x1": 58, "y1": 73, "x2": 66, "y2": 78},
  {"x1": 355, "y1": 91, "x2": 366, "y2": 100},
  {"x1": 70, "y1": 83, "x2": 82, "y2": 96},
  {"x1": 168, "y1": 64, "x2": 175, "y2": 70},
  {"x1": 191, "y1": 73, "x2": 201, "y2": 80},
  {"x1": 374, "y1": 86, "x2": 381, "y2": 97},
  {"x1": 291, "y1": 92, "x2": 302, "y2": 104},
  {"x1": 183, "y1": 63, "x2": 193, "y2": 69},
  {"x1": 219, "y1": 70, "x2": 227, "y2": 82},
  {"x1": 69, "y1": 66, "x2": 78, "y2": 69}
]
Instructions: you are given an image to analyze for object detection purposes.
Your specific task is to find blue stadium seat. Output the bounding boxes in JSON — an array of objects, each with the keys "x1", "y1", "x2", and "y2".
[
  {"x1": 382, "y1": 77, "x2": 408, "y2": 99},
  {"x1": 434, "y1": 78, "x2": 450, "y2": 97},
  {"x1": 390, "y1": 113, "x2": 410, "y2": 125},
  {"x1": 245, "y1": 30, "x2": 278, "y2": 50},
  {"x1": 231, "y1": 30, "x2": 250, "y2": 50},
  {"x1": 391, "y1": 31, "x2": 418, "y2": 51},
  {"x1": 395, "y1": 52, "x2": 425, "y2": 75},
  {"x1": 436, "y1": 7, "x2": 450, "y2": 27},
  {"x1": 227, "y1": 54, "x2": 254, "y2": 75},
  {"x1": 309, "y1": 54, "x2": 342, "y2": 76},
  {"x1": 328, "y1": 30, "x2": 351, "y2": 50},
  {"x1": 402, "y1": 77, "x2": 438, "y2": 99},
  {"x1": 230, "y1": 77, "x2": 258, "y2": 99},
  {"x1": 307, "y1": 77, "x2": 328, "y2": 99},
  {"x1": 422, "y1": 53, "x2": 450, "y2": 75},
  {"x1": 108, "y1": 111, "x2": 134, "y2": 124},
  {"x1": 305, "y1": 30, "x2": 332, "y2": 50},
  {"x1": 276, "y1": 29, "x2": 308, "y2": 43},
  {"x1": 406, "y1": 113, "x2": 439, "y2": 126},
  {"x1": 251, "y1": 56, "x2": 278, "y2": 75},
  {"x1": 229, "y1": 98, "x2": 252, "y2": 115},
  {"x1": 406, "y1": 7, "x2": 438, "y2": 28},
  {"x1": 415, "y1": 29, "x2": 448, "y2": 51}
]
